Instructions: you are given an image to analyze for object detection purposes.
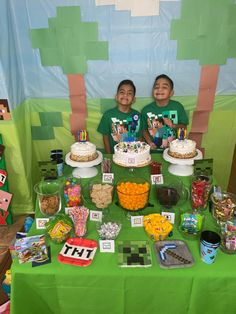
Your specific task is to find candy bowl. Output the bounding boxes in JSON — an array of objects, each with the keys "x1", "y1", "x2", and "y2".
[
  {"x1": 116, "y1": 178, "x2": 150, "y2": 211},
  {"x1": 211, "y1": 192, "x2": 236, "y2": 224},
  {"x1": 89, "y1": 181, "x2": 114, "y2": 209},
  {"x1": 96, "y1": 220, "x2": 122, "y2": 240},
  {"x1": 143, "y1": 213, "x2": 173, "y2": 241},
  {"x1": 156, "y1": 177, "x2": 189, "y2": 210},
  {"x1": 34, "y1": 179, "x2": 62, "y2": 217}
]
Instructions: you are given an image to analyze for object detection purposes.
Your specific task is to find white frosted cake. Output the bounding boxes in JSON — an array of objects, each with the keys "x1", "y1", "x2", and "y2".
[
  {"x1": 168, "y1": 139, "x2": 196, "y2": 159},
  {"x1": 113, "y1": 141, "x2": 151, "y2": 167},
  {"x1": 70, "y1": 141, "x2": 98, "y2": 162}
]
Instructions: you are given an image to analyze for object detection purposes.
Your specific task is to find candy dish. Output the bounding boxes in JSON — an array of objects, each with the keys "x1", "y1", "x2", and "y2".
[
  {"x1": 156, "y1": 176, "x2": 189, "y2": 209},
  {"x1": 34, "y1": 179, "x2": 61, "y2": 217},
  {"x1": 143, "y1": 213, "x2": 173, "y2": 241},
  {"x1": 96, "y1": 221, "x2": 122, "y2": 240},
  {"x1": 116, "y1": 177, "x2": 150, "y2": 211},
  {"x1": 88, "y1": 180, "x2": 114, "y2": 209}
]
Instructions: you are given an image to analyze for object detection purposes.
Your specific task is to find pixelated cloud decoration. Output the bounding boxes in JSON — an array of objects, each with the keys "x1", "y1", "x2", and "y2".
[
  {"x1": 95, "y1": 0, "x2": 180, "y2": 17},
  {"x1": 30, "y1": 6, "x2": 108, "y2": 74},
  {"x1": 95, "y1": 0, "x2": 160, "y2": 16}
]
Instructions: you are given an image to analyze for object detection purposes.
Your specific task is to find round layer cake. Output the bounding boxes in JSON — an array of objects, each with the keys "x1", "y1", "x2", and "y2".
[
  {"x1": 113, "y1": 141, "x2": 151, "y2": 167},
  {"x1": 70, "y1": 141, "x2": 98, "y2": 162},
  {"x1": 168, "y1": 139, "x2": 196, "y2": 159}
]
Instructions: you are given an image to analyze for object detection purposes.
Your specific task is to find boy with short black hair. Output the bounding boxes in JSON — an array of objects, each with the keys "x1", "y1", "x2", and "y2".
[
  {"x1": 141, "y1": 74, "x2": 189, "y2": 149},
  {"x1": 97, "y1": 80, "x2": 143, "y2": 153}
]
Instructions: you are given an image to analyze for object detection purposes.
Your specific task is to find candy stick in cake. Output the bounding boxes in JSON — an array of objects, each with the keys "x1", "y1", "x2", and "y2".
[{"x1": 77, "y1": 129, "x2": 89, "y2": 142}]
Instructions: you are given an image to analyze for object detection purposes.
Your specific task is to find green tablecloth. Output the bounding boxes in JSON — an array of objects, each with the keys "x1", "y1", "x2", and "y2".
[{"x1": 10, "y1": 154, "x2": 236, "y2": 314}]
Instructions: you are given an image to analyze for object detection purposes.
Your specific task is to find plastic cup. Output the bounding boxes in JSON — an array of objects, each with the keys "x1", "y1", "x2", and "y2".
[{"x1": 200, "y1": 230, "x2": 221, "y2": 264}]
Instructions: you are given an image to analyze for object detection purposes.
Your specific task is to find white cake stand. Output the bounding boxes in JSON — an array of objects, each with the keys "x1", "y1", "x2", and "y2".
[
  {"x1": 163, "y1": 148, "x2": 203, "y2": 176},
  {"x1": 65, "y1": 151, "x2": 103, "y2": 178}
]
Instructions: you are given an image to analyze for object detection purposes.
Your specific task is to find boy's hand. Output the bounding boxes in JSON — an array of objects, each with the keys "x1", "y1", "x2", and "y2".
[
  {"x1": 149, "y1": 142, "x2": 157, "y2": 149},
  {"x1": 163, "y1": 117, "x2": 174, "y2": 128}
]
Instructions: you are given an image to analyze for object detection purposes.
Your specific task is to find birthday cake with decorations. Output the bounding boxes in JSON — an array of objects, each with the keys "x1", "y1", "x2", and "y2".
[
  {"x1": 70, "y1": 142, "x2": 98, "y2": 162},
  {"x1": 168, "y1": 139, "x2": 196, "y2": 159},
  {"x1": 168, "y1": 128, "x2": 196, "y2": 159},
  {"x1": 113, "y1": 141, "x2": 151, "y2": 167},
  {"x1": 70, "y1": 130, "x2": 98, "y2": 162}
]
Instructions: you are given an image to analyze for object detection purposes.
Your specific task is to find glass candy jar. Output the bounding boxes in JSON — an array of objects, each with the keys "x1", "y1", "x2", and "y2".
[
  {"x1": 191, "y1": 175, "x2": 212, "y2": 210},
  {"x1": 220, "y1": 218, "x2": 236, "y2": 254},
  {"x1": 211, "y1": 192, "x2": 236, "y2": 224},
  {"x1": 34, "y1": 179, "x2": 62, "y2": 217}
]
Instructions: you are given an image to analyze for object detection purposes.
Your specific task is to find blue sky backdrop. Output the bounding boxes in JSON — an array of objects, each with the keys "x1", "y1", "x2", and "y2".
[{"x1": 0, "y1": 0, "x2": 236, "y2": 109}]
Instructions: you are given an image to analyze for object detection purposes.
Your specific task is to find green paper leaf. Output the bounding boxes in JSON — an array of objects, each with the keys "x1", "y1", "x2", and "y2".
[
  {"x1": 31, "y1": 126, "x2": 55, "y2": 140},
  {"x1": 85, "y1": 41, "x2": 109, "y2": 60},
  {"x1": 39, "y1": 112, "x2": 63, "y2": 127}
]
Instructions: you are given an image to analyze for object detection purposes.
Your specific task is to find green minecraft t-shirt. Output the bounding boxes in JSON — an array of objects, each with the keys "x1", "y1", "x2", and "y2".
[
  {"x1": 141, "y1": 99, "x2": 188, "y2": 147},
  {"x1": 97, "y1": 107, "x2": 143, "y2": 153}
]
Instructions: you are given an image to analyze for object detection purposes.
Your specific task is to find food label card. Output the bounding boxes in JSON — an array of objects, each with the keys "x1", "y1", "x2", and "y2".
[
  {"x1": 102, "y1": 173, "x2": 114, "y2": 184},
  {"x1": 131, "y1": 216, "x2": 143, "y2": 227},
  {"x1": 99, "y1": 240, "x2": 115, "y2": 253},
  {"x1": 151, "y1": 174, "x2": 164, "y2": 185},
  {"x1": 90, "y1": 210, "x2": 103, "y2": 222}
]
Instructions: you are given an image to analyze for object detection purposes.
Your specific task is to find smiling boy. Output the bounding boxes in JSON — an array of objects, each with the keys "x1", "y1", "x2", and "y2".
[
  {"x1": 97, "y1": 80, "x2": 143, "y2": 153},
  {"x1": 141, "y1": 74, "x2": 189, "y2": 149}
]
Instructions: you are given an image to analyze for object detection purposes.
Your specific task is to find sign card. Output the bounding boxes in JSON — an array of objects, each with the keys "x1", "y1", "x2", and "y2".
[
  {"x1": 131, "y1": 215, "x2": 143, "y2": 227},
  {"x1": 151, "y1": 174, "x2": 164, "y2": 185},
  {"x1": 99, "y1": 240, "x2": 115, "y2": 253}
]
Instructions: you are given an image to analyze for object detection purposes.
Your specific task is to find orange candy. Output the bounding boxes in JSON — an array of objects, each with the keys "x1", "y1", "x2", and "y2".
[{"x1": 117, "y1": 181, "x2": 150, "y2": 211}]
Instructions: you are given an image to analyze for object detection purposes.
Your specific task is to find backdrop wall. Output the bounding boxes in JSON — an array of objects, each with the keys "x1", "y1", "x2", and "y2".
[{"x1": 0, "y1": 0, "x2": 235, "y2": 214}]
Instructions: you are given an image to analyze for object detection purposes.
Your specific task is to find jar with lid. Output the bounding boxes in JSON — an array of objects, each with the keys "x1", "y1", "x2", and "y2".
[
  {"x1": 191, "y1": 174, "x2": 212, "y2": 211},
  {"x1": 50, "y1": 149, "x2": 64, "y2": 176},
  {"x1": 220, "y1": 215, "x2": 236, "y2": 254}
]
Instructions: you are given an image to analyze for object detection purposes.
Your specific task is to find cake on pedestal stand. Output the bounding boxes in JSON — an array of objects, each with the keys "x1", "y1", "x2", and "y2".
[
  {"x1": 65, "y1": 151, "x2": 103, "y2": 178},
  {"x1": 163, "y1": 148, "x2": 203, "y2": 176}
]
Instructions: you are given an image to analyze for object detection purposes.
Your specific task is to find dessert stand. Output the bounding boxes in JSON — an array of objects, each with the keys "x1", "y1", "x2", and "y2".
[
  {"x1": 163, "y1": 149, "x2": 203, "y2": 176},
  {"x1": 113, "y1": 156, "x2": 152, "y2": 175},
  {"x1": 65, "y1": 151, "x2": 103, "y2": 178}
]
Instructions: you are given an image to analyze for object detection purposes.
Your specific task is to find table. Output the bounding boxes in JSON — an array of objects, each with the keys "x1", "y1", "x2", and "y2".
[{"x1": 10, "y1": 154, "x2": 236, "y2": 314}]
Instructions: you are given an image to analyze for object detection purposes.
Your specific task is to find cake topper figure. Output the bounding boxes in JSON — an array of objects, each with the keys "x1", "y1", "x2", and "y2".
[
  {"x1": 77, "y1": 130, "x2": 89, "y2": 142},
  {"x1": 177, "y1": 128, "x2": 186, "y2": 140}
]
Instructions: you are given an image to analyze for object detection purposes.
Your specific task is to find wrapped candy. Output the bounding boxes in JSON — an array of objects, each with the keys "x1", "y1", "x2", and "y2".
[{"x1": 97, "y1": 222, "x2": 121, "y2": 240}]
